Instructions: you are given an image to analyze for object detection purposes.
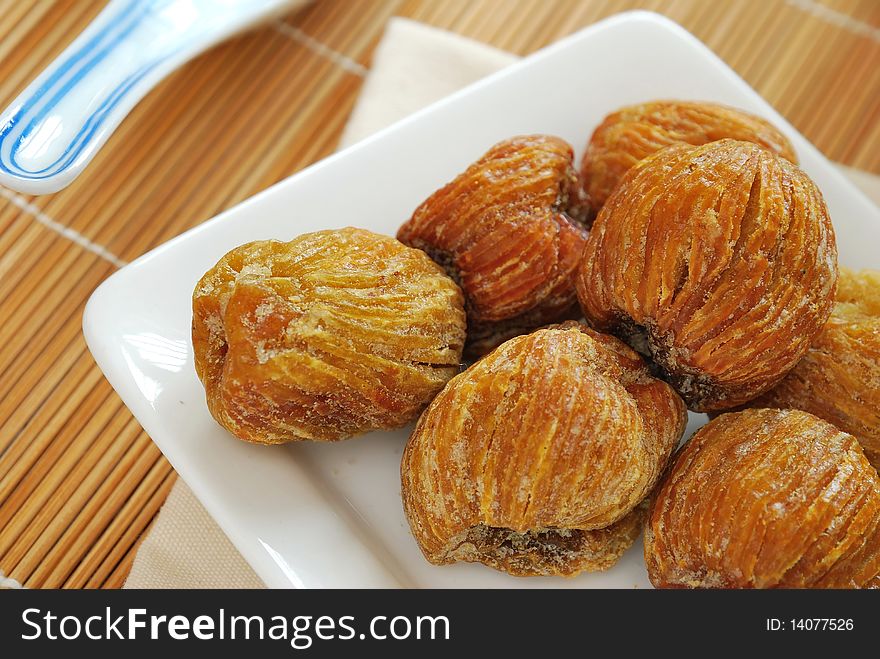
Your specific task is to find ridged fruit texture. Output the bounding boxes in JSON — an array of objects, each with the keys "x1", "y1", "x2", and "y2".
[
  {"x1": 744, "y1": 268, "x2": 880, "y2": 467},
  {"x1": 577, "y1": 139, "x2": 838, "y2": 412},
  {"x1": 401, "y1": 322, "x2": 686, "y2": 577},
  {"x1": 645, "y1": 408, "x2": 880, "y2": 588},
  {"x1": 192, "y1": 227, "x2": 466, "y2": 443},
  {"x1": 398, "y1": 135, "x2": 590, "y2": 356},
  {"x1": 580, "y1": 100, "x2": 797, "y2": 216}
]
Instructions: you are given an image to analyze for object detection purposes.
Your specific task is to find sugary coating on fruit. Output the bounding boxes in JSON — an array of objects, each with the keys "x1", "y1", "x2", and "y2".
[
  {"x1": 577, "y1": 139, "x2": 838, "y2": 412},
  {"x1": 743, "y1": 268, "x2": 880, "y2": 468},
  {"x1": 645, "y1": 409, "x2": 880, "y2": 589},
  {"x1": 401, "y1": 322, "x2": 686, "y2": 577},
  {"x1": 193, "y1": 227, "x2": 466, "y2": 443},
  {"x1": 398, "y1": 135, "x2": 590, "y2": 356},
  {"x1": 581, "y1": 100, "x2": 796, "y2": 216}
]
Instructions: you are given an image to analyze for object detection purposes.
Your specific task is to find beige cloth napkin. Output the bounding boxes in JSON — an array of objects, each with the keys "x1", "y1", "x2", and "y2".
[{"x1": 124, "y1": 17, "x2": 880, "y2": 589}]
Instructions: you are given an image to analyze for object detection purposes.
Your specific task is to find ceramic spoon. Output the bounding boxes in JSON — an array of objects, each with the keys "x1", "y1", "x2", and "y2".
[{"x1": 0, "y1": 0, "x2": 299, "y2": 195}]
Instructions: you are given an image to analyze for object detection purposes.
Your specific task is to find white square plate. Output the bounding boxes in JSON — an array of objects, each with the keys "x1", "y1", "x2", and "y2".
[{"x1": 84, "y1": 11, "x2": 880, "y2": 588}]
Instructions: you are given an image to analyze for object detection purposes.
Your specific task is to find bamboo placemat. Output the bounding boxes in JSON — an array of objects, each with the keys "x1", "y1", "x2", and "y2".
[{"x1": 0, "y1": 0, "x2": 878, "y2": 589}]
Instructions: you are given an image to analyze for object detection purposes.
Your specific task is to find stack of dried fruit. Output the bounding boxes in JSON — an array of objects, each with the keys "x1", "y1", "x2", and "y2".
[{"x1": 193, "y1": 100, "x2": 879, "y2": 588}]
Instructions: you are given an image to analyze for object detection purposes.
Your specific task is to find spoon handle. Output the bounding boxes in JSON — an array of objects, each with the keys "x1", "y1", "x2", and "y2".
[{"x1": 0, "y1": 0, "x2": 298, "y2": 195}]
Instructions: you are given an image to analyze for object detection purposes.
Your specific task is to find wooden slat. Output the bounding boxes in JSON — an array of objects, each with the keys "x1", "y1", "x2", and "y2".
[{"x1": 0, "y1": 0, "x2": 878, "y2": 588}]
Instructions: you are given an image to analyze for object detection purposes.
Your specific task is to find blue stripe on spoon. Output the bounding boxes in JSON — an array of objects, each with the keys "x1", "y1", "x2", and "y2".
[
  {"x1": 0, "y1": 0, "x2": 299, "y2": 194},
  {"x1": 2, "y1": 3, "x2": 151, "y2": 177}
]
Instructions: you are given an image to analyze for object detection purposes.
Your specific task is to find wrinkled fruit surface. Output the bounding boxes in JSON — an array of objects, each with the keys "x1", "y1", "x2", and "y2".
[
  {"x1": 193, "y1": 227, "x2": 466, "y2": 443},
  {"x1": 580, "y1": 100, "x2": 796, "y2": 217},
  {"x1": 577, "y1": 139, "x2": 837, "y2": 412},
  {"x1": 743, "y1": 268, "x2": 880, "y2": 468},
  {"x1": 645, "y1": 408, "x2": 880, "y2": 588},
  {"x1": 398, "y1": 135, "x2": 590, "y2": 357},
  {"x1": 401, "y1": 322, "x2": 686, "y2": 576}
]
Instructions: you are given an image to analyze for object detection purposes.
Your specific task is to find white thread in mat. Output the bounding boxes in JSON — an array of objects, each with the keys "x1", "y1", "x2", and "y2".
[
  {"x1": 0, "y1": 186, "x2": 128, "y2": 268},
  {"x1": 273, "y1": 21, "x2": 369, "y2": 77},
  {"x1": 0, "y1": 568, "x2": 23, "y2": 589},
  {"x1": 787, "y1": 0, "x2": 880, "y2": 43}
]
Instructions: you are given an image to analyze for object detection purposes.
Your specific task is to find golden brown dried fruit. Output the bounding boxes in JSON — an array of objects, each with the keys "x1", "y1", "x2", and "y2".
[
  {"x1": 577, "y1": 139, "x2": 838, "y2": 412},
  {"x1": 837, "y1": 267, "x2": 880, "y2": 315},
  {"x1": 397, "y1": 135, "x2": 590, "y2": 356},
  {"x1": 645, "y1": 409, "x2": 880, "y2": 589},
  {"x1": 581, "y1": 100, "x2": 796, "y2": 216},
  {"x1": 401, "y1": 322, "x2": 686, "y2": 577},
  {"x1": 742, "y1": 268, "x2": 880, "y2": 468},
  {"x1": 193, "y1": 227, "x2": 466, "y2": 444}
]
